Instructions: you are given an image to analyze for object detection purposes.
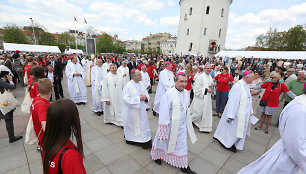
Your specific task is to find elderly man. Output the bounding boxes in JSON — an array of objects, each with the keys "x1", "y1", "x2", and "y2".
[
  {"x1": 65, "y1": 56, "x2": 87, "y2": 105},
  {"x1": 102, "y1": 63, "x2": 124, "y2": 127},
  {"x1": 102, "y1": 57, "x2": 111, "y2": 75},
  {"x1": 84, "y1": 54, "x2": 95, "y2": 87},
  {"x1": 238, "y1": 83, "x2": 306, "y2": 174},
  {"x1": 122, "y1": 69, "x2": 151, "y2": 149},
  {"x1": 284, "y1": 71, "x2": 306, "y2": 107},
  {"x1": 117, "y1": 60, "x2": 129, "y2": 87},
  {"x1": 91, "y1": 58, "x2": 105, "y2": 116},
  {"x1": 214, "y1": 71, "x2": 256, "y2": 153},
  {"x1": 153, "y1": 61, "x2": 174, "y2": 116},
  {"x1": 285, "y1": 68, "x2": 297, "y2": 86},
  {"x1": 151, "y1": 72, "x2": 197, "y2": 174},
  {"x1": 190, "y1": 63, "x2": 214, "y2": 133}
]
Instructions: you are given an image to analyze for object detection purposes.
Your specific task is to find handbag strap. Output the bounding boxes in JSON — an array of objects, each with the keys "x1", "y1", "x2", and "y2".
[{"x1": 58, "y1": 147, "x2": 71, "y2": 174}]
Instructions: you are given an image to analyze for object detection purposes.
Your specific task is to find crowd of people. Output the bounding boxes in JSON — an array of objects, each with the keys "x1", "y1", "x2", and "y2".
[{"x1": 0, "y1": 50, "x2": 305, "y2": 174}]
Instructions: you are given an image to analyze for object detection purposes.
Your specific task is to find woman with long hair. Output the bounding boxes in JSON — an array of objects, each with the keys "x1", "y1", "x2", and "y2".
[
  {"x1": 41, "y1": 99, "x2": 86, "y2": 174},
  {"x1": 29, "y1": 66, "x2": 46, "y2": 99}
]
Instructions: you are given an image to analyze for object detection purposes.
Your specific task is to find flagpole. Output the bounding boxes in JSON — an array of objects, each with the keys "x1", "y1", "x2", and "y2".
[{"x1": 74, "y1": 16, "x2": 78, "y2": 49}]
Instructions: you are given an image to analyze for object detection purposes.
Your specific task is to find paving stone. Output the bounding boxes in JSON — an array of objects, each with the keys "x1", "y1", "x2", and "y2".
[
  {"x1": 105, "y1": 130, "x2": 125, "y2": 144},
  {"x1": 135, "y1": 167, "x2": 153, "y2": 174},
  {"x1": 187, "y1": 141, "x2": 206, "y2": 155},
  {"x1": 0, "y1": 151, "x2": 27, "y2": 173},
  {"x1": 95, "y1": 145, "x2": 125, "y2": 165},
  {"x1": 29, "y1": 159, "x2": 43, "y2": 174},
  {"x1": 222, "y1": 158, "x2": 246, "y2": 174},
  {"x1": 91, "y1": 167, "x2": 112, "y2": 174},
  {"x1": 231, "y1": 150, "x2": 260, "y2": 165},
  {"x1": 82, "y1": 129, "x2": 103, "y2": 143},
  {"x1": 3, "y1": 165, "x2": 30, "y2": 174},
  {"x1": 217, "y1": 169, "x2": 232, "y2": 174},
  {"x1": 146, "y1": 161, "x2": 179, "y2": 174},
  {"x1": 85, "y1": 135, "x2": 112, "y2": 153},
  {"x1": 83, "y1": 154, "x2": 105, "y2": 173},
  {"x1": 198, "y1": 147, "x2": 231, "y2": 167},
  {"x1": 116, "y1": 139, "x2": 140, "y2": 154},
  {"x1": 130, "y1": 148, "x2": 153, "y2": 166},
  {"x1": 25, "y1": 148, "x2": 42, "y2": 163},
  {"x1": 189, "y1": 157, "x2": 219, "y2": 174},
  {"x1": 107, "y1": 155, "x2": 142, "y2": 174},
  {"x1": 244, "y1": 140, "x2": 266, "y2": 156}
]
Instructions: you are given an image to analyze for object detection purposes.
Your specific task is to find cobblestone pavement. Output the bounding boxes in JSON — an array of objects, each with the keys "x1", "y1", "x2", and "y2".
[{"x1": 0, "y1": 76, "x2": 282, "y2": 174}]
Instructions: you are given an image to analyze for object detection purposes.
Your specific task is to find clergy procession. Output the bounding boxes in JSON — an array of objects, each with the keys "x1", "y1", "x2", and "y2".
[{"x1": 0, "y1": 52, "x2": 306, "y2": 174}]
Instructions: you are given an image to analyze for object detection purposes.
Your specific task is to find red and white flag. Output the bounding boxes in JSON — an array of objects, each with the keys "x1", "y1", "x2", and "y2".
[
  {"x1": 84, "y1": 18, "x2": 87, "y2": 24},
  {"x1": 74, "y1": 16, "x2": 78, "y2": 22}
]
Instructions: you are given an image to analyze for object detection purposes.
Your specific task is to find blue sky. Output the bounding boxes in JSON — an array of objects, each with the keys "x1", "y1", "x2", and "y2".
[{"x1": 0, "y1": 0, "x2": 305, "y2": 49}]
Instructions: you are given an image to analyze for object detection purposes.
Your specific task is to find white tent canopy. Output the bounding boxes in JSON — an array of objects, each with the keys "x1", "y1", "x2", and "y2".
[
  {"x1": 3, "y1": 43, "x2": 61, "y2": 53},
  {"x1": 64, "y1": 49, "x2": 84, "y2": 54},
  {"x1": 215, "y1": 51, "x2": 306, "y2": 60}
]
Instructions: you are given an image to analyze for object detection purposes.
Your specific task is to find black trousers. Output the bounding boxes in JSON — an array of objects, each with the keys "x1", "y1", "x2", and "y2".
[
  {"x1": 54, "y1": 77, "x2": 64, "y2": 100},
  {"x1": 2, "y1": 111, "x2": 15, "y2": 139},
  {"x1": 149, "y1": 78, "x2": 154, "y2": 92}
]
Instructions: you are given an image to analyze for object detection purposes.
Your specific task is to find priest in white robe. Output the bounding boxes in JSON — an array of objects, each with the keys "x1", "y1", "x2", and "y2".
[
  {"x1": 102, "y1": 63, "x2": 124, "y2": 127},
  {"x1": 122, "y1": 69, "x2": 151, "y2": 149},
  {"x1": 84, "y1": 54, "x2": 95, "y2": 87},
  {"x1": 91, "y1": 58, "x2": 105, "y2": 116},
  {"x1": 153, "y1": 61, "x2": 174, "y2": 116},
  {"x1": 214, "y1": 71, "x2": 256, "y2": 152},
  {"x1": 151, "y1": 72, "x2": 197, "y2": 174},
  {"x1": 238, "y1": 84, "x2": 306, "y2": 174},
  {"x1": 117, "y1": 60, "x2": 129, "y2": 87},
  {"x1": 65, "y1": 56, "x2": 87, "y2": 105},
  {"x1": 190, "y1": 63, "x2": 214, "y2": 133},
  {"x1": 140, "y1": 64, "x2": 151, "y2": 110},
  {"x1": 102, "y1": 57, "x2": 111, "y2": 75}
]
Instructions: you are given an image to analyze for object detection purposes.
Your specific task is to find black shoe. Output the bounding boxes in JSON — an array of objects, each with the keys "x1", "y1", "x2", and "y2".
[
  {"x1": 154, "y1": 159, "x2": 162, "y2": 165},
  {"x1": 264, "y1": 131, "x2": 269, "y2": 134},
  {"x1": 76, "y1": 103, "x2": 81, "y2": 105},
  {"x1": 213, "y1": 113, "x2": 219, "y2": 116},
  {"x1": 146, "y1": 109, "x2": 149, "y2": 111},
  {"x1": 181, "y1": 166, "x2": 197, "y2": 174},
  {"x1": 254, "y1": 127, "x2": 262, "y2": 130},
  {"x1": 228, "y1": 145, "x2": 237, "y2": 153},
  {"x1": 153, "y1": 110, "x2": 156, "y2": 116},
  {"x1": 81, "y1": 102, "x2": 86, "y2": 105},
  {"x1": 97, "y1": 112, "x2": 102, "y2": 116},
  {"x1": 9, "y1": 136, "x2": 22, "y2": 143},
  {"x1": 61, "y1": 95, "x2": 64, "y2": 98}
]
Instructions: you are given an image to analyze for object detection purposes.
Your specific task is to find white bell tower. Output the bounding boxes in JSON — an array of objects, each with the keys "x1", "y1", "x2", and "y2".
[{"x1": 175, "y1": 0, "x2": 232, "y2": 56}]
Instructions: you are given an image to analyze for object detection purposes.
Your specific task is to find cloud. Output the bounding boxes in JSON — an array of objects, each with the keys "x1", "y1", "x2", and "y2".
[
  {"x1": 123, "y1": 0, "x2": 165, "y2": 11},
  {"x1": 160, "y1": 16, "x2": 179, "y2": 29},
  {"x1": 226, "y1": 2, "x2": 306, "y2": 49},
  {"x1": 166, "y1": 0, "x2": 176, "y2": 6}
]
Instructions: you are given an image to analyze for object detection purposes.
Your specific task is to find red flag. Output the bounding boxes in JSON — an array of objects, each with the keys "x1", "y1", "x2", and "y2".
[
  {"x1": 74, "y1": 16, "x2": 78, "y2": 22},
  {"x1": 84, "y1": 18, "x2": 87, "y2": 24}
]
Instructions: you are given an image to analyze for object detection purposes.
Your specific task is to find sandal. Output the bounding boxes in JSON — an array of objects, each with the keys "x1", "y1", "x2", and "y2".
[{"x1": 254, "y1": 127, "x2": 262, "y2": 130}]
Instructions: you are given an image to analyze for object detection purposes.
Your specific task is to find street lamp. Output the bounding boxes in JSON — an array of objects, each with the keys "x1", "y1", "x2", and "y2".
[{"x1": 29, "y1": 18, "x2": 37, "y2": 45}]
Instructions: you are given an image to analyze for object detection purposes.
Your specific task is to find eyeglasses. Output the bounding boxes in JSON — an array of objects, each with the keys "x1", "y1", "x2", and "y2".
[
  {"x1": 270, "y1": 77, "x2": 275, "y2": 79},
  {"x1": 220, "y1": 69, "x2": 224, "y2": 71}
]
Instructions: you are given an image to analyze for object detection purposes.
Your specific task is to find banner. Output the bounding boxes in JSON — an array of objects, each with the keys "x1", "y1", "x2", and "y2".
[{"x1": 86, "y1": 38, "x2": 96, "y2": 55}]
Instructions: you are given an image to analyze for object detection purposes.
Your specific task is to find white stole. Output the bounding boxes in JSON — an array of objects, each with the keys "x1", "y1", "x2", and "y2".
[
  {"x1": 127, "y1": 81, "x2": 141, "y2": 136},
  {"x1": 201, "y1": 74, "x2": 211, "y2": 127},
  {"x1": 69, "y1": 63, "x2": 80, "y2": 93},
  {"x1": 237, "y1": 80, "x2": 247, "y2": 139},
  {"x1": 94, "y1": 66, "x2": 99, "y2": 101},
  {"x1": 168, "y1": 87, "x2": 197, "y2": 153}
]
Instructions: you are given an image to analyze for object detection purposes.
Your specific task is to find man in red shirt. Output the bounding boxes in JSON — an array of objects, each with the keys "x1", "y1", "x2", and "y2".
[{"x1": 31, "y1": 78, "x2": 53, "y2": 145}]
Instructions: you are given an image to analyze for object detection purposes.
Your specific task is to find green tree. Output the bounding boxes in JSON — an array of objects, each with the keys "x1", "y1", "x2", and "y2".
[
  {"x1": 40, "y1": 32, "x2": 56, "y2": 45},
  {"x1": 58, "y1": 32, "x2": 74, "y2": 45},
  {"x1": 255, "y1": 34, "x2": 266, "y2": 48},
  {"x1": 2, "y1": 25, "x2": 28, "y2": 44},
  {"x1": 287, "y1": 25, "x2": 306, "y2": 51},
  {"x1": 96, "y1": 33, "x2": 115, "y2": 53},
  {"x1": 24, "y1": 25, "x2": 45, "y2": 44}
]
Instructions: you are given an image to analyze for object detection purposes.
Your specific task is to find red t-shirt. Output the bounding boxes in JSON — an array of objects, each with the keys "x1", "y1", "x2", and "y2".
[
  {"x1": 260, "y1": 81, "x2": 289, "y2": 107},
  {"x1": 30, "y1": 96, "x2": 50, "y2": 143},
  {"x1": 29, "y1": 82, "x2": 39, "y2": 99},
  {"x1": 24, "y1": 64, "x2": 32, "y2": 77},
  {"x1": 147, "y1": 65, "x2": 156, "y2": 78},
  {"x1": 185, "y1": 76, "x2": 194, "y2": 91},
  {"x1": 215, "y1": 74, "x2": 234, "y2": 92},
  {"x1": 47, "y1": 140, "x2": 86, "y2": 174}
]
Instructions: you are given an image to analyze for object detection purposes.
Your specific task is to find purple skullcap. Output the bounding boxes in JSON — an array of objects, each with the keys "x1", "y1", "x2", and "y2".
[
  {"x1": 165, "y1": 61, "x2": 171, "y2": 65},
  {"x1": 243, "y1": 70, "x2": 253, "y2": 77},
  {"x1": 140, "y1": 64, "x2": 146, "y2": 67},
  {"x1": 176, "y1": 72, "x2": 186, "y2": 76},
  {"x1": 304, "y1": 82, "x2": 306, "y2": 89},
  {"x1": 70, "y1": 56, "x2": 73, "y2": 59},
  {"x1": 131, "y1": 69, "x2": 137, "y2": 74}
]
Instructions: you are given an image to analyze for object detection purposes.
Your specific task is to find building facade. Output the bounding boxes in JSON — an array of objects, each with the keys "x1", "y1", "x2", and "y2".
[
  {"x1": 175, "y1": 0, "x2": 232, "y2": 56},
  {"x1": 160, "y1": 36, "x2": 177, "y2": 55},
  {"x1": 142, "y1": 33, "x2": 171, "y2": 53},
  {"x1": 125, "y1": 40, "x2": 143, "y2": 51}
]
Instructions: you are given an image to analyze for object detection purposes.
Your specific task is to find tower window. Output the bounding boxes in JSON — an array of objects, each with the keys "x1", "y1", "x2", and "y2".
[
  {"x1": 221, "y1": 8, "x2": 224, "y2": 17},
  {"x1": 219, "y1": 29, "x2": 221, "y2": 38},
  {"x1": 204, "y1": 28, "x2": 207, "y2": 35},
  {"x1": 187, "y1": 29, "x2": 189, "y2": 35},
  {"x1": 189, "y1": 43, "x2": 193, "y2": 51},
  {"x1": 189, "y1": 7, "x2": 193, "y2": 15},
  {"x1": 206, "y1": 6, "x2": 210, "y2": 14}
]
